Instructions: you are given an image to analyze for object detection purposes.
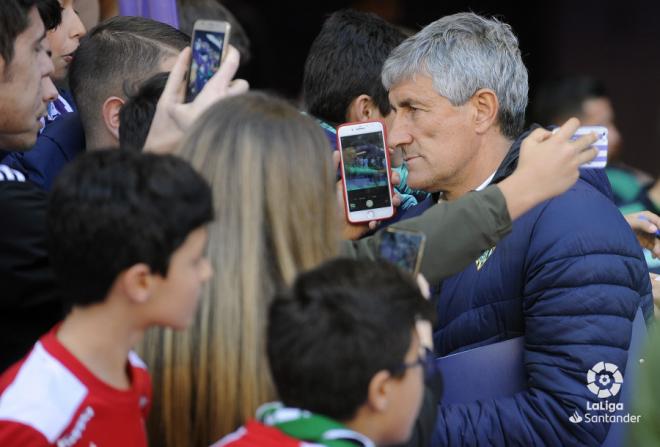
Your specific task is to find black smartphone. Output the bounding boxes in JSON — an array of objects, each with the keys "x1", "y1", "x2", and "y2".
[{"x1": 377, "y1": 228, "x2": 426, "y2": 275}]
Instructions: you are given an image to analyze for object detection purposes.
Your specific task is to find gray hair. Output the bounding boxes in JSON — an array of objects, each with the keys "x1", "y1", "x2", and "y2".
[{"x1": 382, "y1": 12, "x2": 528, "y2": 139}]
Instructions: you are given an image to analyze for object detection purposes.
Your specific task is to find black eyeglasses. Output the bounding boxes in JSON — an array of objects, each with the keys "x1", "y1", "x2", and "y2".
[{"x1": 390, "y1": 347, "x2": 439, "y2": 381}]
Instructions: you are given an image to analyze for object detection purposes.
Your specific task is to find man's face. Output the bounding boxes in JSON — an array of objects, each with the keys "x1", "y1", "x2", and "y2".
[
  {"x1": 0, "y1": 7, "x2": 57, "y2": 150},
  {"x1": 387, "y1": 75, "x2": 477, "y2": 193},
  {"x1": 48, "y1": 0, "x2": 87, "y2": 81}
]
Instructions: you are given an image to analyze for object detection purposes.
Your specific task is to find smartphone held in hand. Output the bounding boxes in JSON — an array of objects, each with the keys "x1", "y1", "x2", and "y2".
[
  {"x1": 377, "y1": 228, "x2": 426, "y2": 276},
  {"x1": 554, "y1": 125, "x2": 608, "y2": 169},
  {"x1": 337, "y1": 121, "x2": 394, "y2": 223},
  {"x1": 186, "y1": 20, "x2": 231, "y2": 102}
]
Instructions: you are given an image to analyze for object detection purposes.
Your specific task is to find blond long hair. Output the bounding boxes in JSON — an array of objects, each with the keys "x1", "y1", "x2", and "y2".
[{"x1": 138, "y1": 93, "x2": 339, "y2": 447}]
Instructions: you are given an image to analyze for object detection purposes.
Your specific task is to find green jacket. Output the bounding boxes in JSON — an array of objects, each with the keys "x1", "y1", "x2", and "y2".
[{"x1": 343, "y1": 185, "x2": 512, "y2": 285}]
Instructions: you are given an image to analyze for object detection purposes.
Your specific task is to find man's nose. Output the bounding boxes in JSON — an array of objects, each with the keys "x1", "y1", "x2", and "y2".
[
  {"x1": 387, "y1": 116, "x2": 412, "y2": 150},
  {"x1": 42, "y1": 76, "x2": 58, "y2": 103}
]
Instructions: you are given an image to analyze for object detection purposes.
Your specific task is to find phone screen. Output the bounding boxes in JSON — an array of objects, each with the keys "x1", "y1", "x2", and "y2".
[
  {"x1": 340, "y1": 131, "x2": 391, "y2": 212},
  {"x1": 378, "y1": 229, "x2": 426, "y2": 275},
  {"x1": 187, "y1": 29, "x2": 226, "y2": 101}
]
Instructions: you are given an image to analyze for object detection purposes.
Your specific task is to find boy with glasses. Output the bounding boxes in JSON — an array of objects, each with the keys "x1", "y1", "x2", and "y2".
[{"x1": 214, "y1": 258, "x2": 437, "y2": 447}]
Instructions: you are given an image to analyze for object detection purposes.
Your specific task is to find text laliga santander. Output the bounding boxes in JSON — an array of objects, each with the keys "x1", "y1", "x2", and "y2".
[{"x1": 586, "y1": 400, "x2": 623, "y2": 412}]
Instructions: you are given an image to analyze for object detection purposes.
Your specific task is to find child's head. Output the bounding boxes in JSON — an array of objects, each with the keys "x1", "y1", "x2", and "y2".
[
  {"x1": 48, "y1": 150, "x2": 214, "y2": 328},
  {"x1": 42, "y1": 0, "x2": 86, "y2": 82},
  {"x1": 267, "y1": 258, "x2": 435, "y2": 445}
]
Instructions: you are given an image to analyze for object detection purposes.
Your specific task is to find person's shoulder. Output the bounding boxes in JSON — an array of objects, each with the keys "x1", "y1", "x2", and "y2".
[
  {"x1": 0, "y1": 164, "x2": 44, "y2": 200},
  {"x1": 0, "y1": 340, "x2": 88, "y2": 445},
  {"x1": 127, "y1": 351, "x2": 151, "y2": 404},
  {"x1": 0, "y1": 165, "x2": 47, "y2": 229},
  {"x1": 0, "y1": 164, "x2": 27, "y2": 183},
  {"x1": 212, "y1": 421, "x2": 303, "y2": 447}
]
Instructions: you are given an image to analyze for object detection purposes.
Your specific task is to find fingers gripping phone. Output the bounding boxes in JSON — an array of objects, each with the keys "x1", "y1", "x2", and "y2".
[
  {"x1": 186, "y1": 20, "x2": 231, "y2": 102},
  {"x1": 337, "y1": 121, "x2": 395, "y2": 223},
  {"x1": 377, "y1": 228, "x2": 427, "y2": 276},
  {"x1": 553, "y1": 125, "x2": 608, "y2": 168}
]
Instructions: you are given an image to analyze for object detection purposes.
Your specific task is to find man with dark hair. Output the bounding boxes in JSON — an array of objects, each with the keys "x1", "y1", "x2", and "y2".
[
  {"x1": 216, "y1": 258, "x2": 436, "y2": 447},
  {"x1": 2, "y1": 0, "x2": 87, "y2": 191},
  {"x1": 303, "y1": 9, "x2": 428, "y2": 212},
  {"x1": 0, "y1": 0, "x2": 60, "y2": 372},
  {"x1": 119, "y1": 72, "x2": 168, "y2": 152},
  {"x1": 0, "y1": 150, "x2": 214, "y2": 445},
  {"x1": 69, "y1": 15, "x2": 188, "y2": 150},
  {"x1": 303, "y1": 9, "x2": 405, "y2": 128}
]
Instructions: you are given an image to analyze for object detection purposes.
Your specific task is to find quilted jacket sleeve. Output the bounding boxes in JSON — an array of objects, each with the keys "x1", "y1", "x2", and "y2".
[{"x1": 433, "y1": 183, "x2": 653, "y2": 446}]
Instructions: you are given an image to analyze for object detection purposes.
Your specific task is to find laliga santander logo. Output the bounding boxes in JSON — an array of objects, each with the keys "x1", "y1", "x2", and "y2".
[
  {"x1": 569, "y1": 361, "x2": 641, "y2": 424},
  {"x1": 587, "y1": 361, "x2": 623, "y2": 398}
]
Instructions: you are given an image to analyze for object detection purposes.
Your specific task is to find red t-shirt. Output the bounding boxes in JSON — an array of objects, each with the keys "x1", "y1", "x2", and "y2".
[
  {"x1": 212, "y1": 420, "x2": 303, "y2": 447},
  {"x1": 0, "y1": 327, "x2": 151, "y2": 446}
]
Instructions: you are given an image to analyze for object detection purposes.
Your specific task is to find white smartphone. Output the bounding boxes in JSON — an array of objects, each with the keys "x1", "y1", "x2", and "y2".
[
  {"x1": 337, "y1": 120, "x2": 394, "y2": 223},
  {"x1": 573, "y1": 125, "x2": 608, "y2": 168},
  {"x1": 186, "y1": 20, "x2": 231, "y2": 102},
  {"x1": 553, "y1": 125, "x2": 608, "y2": 169}
]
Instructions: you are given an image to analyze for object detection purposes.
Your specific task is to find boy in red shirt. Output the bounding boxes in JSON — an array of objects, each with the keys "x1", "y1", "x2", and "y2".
[
  {"x1": 0, "y1": 150, "x2": 214, "y2": 446},
  {"x1": 215, "y1": 258, "x2": 436, "y2": 447}
]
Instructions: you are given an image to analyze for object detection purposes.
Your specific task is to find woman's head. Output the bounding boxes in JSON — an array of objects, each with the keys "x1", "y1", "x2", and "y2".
[
  {"x1": 180, "y1": 91, "x2": 339, "y2": 285},
  {"x1": 141, "y1": 92, "x2": 339, "y2": 446}
]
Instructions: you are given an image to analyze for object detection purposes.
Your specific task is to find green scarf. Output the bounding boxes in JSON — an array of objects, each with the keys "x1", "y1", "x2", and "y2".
[{"x1": 257, "y1": 402, "x2": 375, "y2": 447}]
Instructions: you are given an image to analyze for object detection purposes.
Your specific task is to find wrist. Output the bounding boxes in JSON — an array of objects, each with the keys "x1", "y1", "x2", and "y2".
[{"x1": 498, "y1": 171, "x2": 542, "y2": 220}]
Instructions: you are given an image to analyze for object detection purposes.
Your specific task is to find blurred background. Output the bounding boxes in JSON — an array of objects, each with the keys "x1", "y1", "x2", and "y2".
[{"x1": 80, "y1": 0, "x2": 660, "y2": 175}]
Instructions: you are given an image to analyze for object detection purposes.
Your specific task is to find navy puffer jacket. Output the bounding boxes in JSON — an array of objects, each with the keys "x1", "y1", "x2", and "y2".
[{"x1": 432, "y1": 129, "x2": 653, "y2": 446}]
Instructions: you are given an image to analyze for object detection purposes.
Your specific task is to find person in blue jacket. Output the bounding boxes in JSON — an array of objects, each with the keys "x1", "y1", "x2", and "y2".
[
  {"x1": 381, "y1": 12, "x2": 653, "y2": 446},
  {"x1": 2, "y1": 0, "x2": 86, "y2": 190}
]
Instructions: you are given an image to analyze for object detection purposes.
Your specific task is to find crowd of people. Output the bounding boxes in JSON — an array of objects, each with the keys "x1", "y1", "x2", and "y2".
[{"x1": 0, "y1": 1, "x2": 658, "y2": 446}]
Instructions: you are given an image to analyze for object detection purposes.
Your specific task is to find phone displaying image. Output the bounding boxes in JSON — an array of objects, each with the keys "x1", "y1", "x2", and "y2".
[
  {"x1": 337, "y1": 121, "x2": 394, "y2": 223},
  {"x1": 377, "y1": 228, "x2": 426, "y2": 276},
  {"x1": 186, "y1": 20, "x2": 231, "y2": 102}
]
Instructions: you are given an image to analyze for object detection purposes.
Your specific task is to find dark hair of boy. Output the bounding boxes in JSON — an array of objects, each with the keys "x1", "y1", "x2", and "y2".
[
  {"x1": 119, "y1": 72, "x2": 168, "y2": 152},
  {"x1": 47, "y1": 150, "x2": 214, "y2": 308},
  {"x1": 0, "y1": 0, "x2": 38, "y2": 67},
  {"x1": 267, "y1": 258, "x2": 435, "y2": 421},
  {"x1": 529, "y1": 75, "x2": 607, "y2": 126},
  {"x1": 36, "y1": 0, "x2": 62, "y2": 31},
  {"x1": 302, "y1": 9, "x2": 407, "y2": 125},
  {"x1": 68, "y1": 16, "x2": 188, "y2": 143}
]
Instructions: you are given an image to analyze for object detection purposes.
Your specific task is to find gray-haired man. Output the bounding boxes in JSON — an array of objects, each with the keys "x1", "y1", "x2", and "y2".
[{"x1": 382, "y1": 12, "x2": 652, "y2": 446}]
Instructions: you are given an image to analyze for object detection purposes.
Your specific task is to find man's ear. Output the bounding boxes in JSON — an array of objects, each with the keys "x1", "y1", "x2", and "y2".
[
  {"x1": 365, "y1": 370, "x2": 392, "y2": 413},
  {"x1": 470, "y1": 88, "x2": 500, "y2": 135},
  {"x1": 118, "y1": 263, "x2": 156, "y2": 305},
  {"x1": 347, "y1": 94, "x2": 380, "y2": 122},
  {"x1": 102, "y1": 96, "x2": 125, "y2": 141}
]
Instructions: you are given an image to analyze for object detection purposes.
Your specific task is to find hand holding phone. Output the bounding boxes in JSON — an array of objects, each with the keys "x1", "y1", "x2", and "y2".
[
  {"x1": 553, "y1": 125, "x2": 608, "y2": 168},
  {"x1": 337, "y1": 121, "x2": 394, "y2": 223},
  {"x1": 186, "y1": 20, "x2": 231, "y2": 102}
]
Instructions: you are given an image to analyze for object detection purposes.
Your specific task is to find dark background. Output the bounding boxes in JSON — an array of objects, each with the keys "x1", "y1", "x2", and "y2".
[{"x1": 223, "y1": 0, "x2": 660, "y2": 175}]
